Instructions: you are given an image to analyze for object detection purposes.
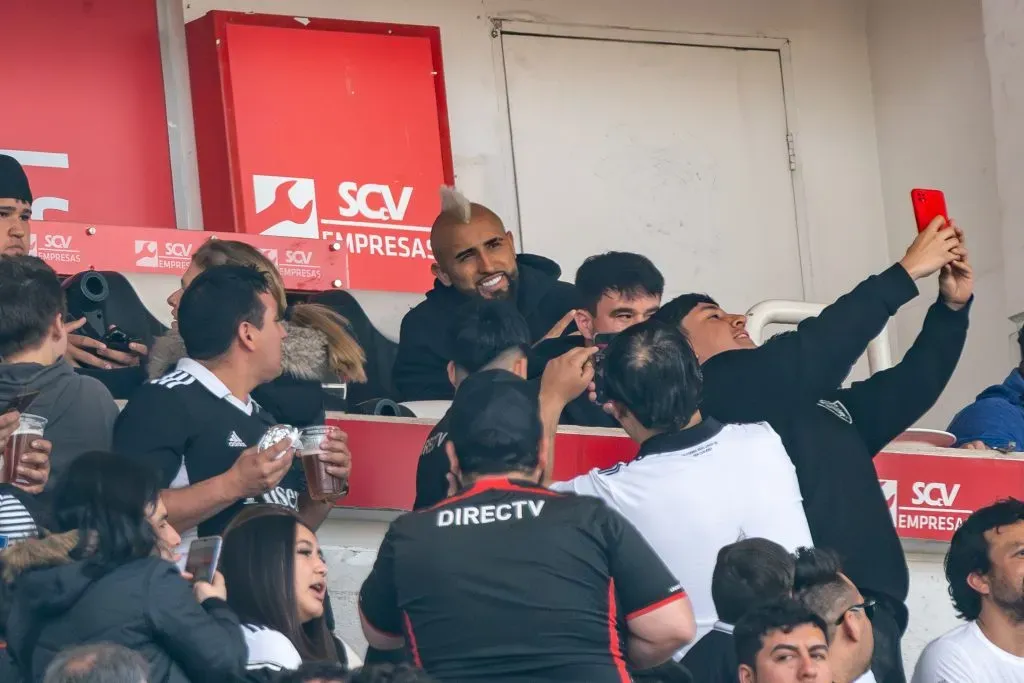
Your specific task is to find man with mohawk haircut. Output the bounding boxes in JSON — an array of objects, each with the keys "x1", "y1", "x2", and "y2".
[{"x1": 394, "y1": 187, "x2": 579, "y2": 401}]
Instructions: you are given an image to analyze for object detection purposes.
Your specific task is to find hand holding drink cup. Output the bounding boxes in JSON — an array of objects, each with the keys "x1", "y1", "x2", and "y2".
[
  {"x1": 297, "y1": 425, "x2": 351, "y2": 502},
  {"x1": 0, "y1": 411, "x2": 50, "y2": 493}
]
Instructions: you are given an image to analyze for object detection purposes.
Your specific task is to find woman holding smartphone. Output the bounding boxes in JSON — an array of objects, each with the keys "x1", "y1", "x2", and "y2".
[
  {"x1": 220, "y1": 506, "x2": 361, "y2": 673},
  {"x1": 0, "y1": 451, "x2": 247, "y2": 682}
]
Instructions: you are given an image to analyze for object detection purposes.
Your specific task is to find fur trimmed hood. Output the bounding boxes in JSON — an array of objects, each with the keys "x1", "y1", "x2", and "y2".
[
  {"x1": 0, "y1": 531, "x2": 78, "y2": 585},
  {"x1": 147, "y1": 323, "x2": 333, "y2": 382}
]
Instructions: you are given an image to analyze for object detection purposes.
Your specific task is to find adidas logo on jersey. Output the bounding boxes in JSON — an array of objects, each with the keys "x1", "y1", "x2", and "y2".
[
  {"x1": 152, "y1": 370, "x2": 197, "y2": 389},
  {"x1": 227, "y1": 431, "x2": 248, "y2": 448}
]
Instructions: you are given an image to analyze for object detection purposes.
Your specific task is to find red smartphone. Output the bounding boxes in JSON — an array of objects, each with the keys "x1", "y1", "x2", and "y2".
[{"x1": 910, "y1": 189, "x2": 948, "y2": 233}]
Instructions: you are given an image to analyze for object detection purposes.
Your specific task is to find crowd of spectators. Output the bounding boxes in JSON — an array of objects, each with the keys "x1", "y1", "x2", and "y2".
[{"x1": 0, "y1": 142, "x2": 1020, "y2": 683}]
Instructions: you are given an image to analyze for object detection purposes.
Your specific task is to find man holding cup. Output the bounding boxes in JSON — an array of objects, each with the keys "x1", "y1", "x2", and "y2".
[
  {"x1": 113, "y1": 265, "x2": 351, "y2": 554},
  {"x1": 0, "y1": 408, "x2": 51, "y2": 546}
]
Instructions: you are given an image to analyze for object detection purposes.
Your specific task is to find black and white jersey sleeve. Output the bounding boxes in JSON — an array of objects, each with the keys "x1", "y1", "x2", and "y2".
[
  {"x1": 113, "y1": 379, "x2": 191, "y2": 488},
  {"x1": 600, "y1": 505, "x2": 686, "y2": 620}
]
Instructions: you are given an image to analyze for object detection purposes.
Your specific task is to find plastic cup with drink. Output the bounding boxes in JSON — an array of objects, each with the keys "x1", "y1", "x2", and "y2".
[
  {"x1": 1, "y1": 414, "x2": 47, "y2": 484},
  {"x1": 297, "y1": 425, "x2": 346, "y2": 501}
]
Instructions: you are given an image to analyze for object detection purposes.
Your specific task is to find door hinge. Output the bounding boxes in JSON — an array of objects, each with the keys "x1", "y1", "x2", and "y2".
[{"x1": 786, "y1": 132, "x2": 797, "y2": 171}]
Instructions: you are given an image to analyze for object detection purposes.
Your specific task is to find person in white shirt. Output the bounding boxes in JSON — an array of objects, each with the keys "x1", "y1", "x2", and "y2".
[
  {"x1": 793, "y1": 547, "x2": 876, "y2": 683},
  {"x1": 913, "y1": 498, "x2": 1024, "y2": 683},
  {"x1": 549, "y1": 320, "x2": 813, "y2": 650}
]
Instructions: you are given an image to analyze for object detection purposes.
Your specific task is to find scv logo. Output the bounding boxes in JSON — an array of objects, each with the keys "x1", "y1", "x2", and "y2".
[
  {"x1": 879, "y1": 479, "x2": 898, "y2": 524},
  {"x1": 28, "y1": 234, "x2": 37, "y2": 256},
  {"x1": 285, "y1": 250, "x2": 312, "y2": 265},
  {"x1": 253, "y1": 176, "x2": 319, "y2": 239},
  {"x1": 260, "y1": 249, "x2": 279, "y2": 266},
  {"x1": 166, "y1": 242, "x2": 193, "y2": 259},
  {"x1": 44, "y1": 235, "x2": 73, "y2": 250},
  {"x1": 338, "y1": 181, "x2": 412, "y2": 222},
  {"x1": 135, "y1": 240, "x2": 159, "y2": 268},
  {"x1": 911, "y1": 482, "x2": 961, "y2": 508}
]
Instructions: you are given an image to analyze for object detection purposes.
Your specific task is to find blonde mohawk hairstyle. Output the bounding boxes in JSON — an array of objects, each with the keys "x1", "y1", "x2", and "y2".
[{"x1": 438, "y1": 185, "x2": 473, "y2": 224}]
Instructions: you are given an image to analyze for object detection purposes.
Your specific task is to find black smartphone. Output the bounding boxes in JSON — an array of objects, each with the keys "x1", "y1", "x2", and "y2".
[
  {"x1": 101, "y1": 326, "x2": 139, "y2": 354},
  {"x1": 1, "y1": 391, "x2": 40, "y2": 416},
  {"x1": 184, "y1": 536, "x2": 223, "y2": 584},
  {"x1": 592, "y1": 333, "x2": 617, "y2": 405}
]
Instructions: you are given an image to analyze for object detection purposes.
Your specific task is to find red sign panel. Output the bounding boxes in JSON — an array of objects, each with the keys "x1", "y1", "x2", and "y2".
[
  {"x1": 330, "y1": 415, "x2": 1024, "y2": 543},
  {"x1": 187, "y1": 12, "x2": 453, "y2": 293},
  {"x1": 31, "y1": 222, "x2": 349, "y2": 293},
  {"x1": 1, "y1": 0, "x2": 175, "y2": 229},
  {"x1": 875, "y1": 451, "x2": 1024, "y2": 542}
]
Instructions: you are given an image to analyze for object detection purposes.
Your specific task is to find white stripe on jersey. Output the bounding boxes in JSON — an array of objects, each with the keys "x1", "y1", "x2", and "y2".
[
  {"x1": 152, "y1": 370, "x2": 196, "y2": 389},
  {"x1": 0, "y1": 493, "x2": 38, "y2": 545}
]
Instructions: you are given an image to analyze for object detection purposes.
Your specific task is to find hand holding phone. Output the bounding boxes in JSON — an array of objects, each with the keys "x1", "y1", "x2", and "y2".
[
  {"x1": 184, "y1": 536, "x2": 223, "y2": 584},
  {"x1": 911, "y1": 189, "x2": 948, "y2": 233},
  {"x1": 591, "y1": 333, "x2": 617, "y2": 405}
]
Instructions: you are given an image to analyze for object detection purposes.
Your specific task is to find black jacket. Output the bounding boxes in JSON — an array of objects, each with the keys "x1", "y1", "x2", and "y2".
[
  {"x1": 700, "y1": 264, "x2": 969, "y2": 631},
  {"x1": 680, "y1": 627, "x2": 737, "y2": 683},
  {"x1": 1, "y1": 532, "x2": 247, "y2": 683},
  {"x1": 394, "y1": 254, "x2": 579, "y2": 401}
]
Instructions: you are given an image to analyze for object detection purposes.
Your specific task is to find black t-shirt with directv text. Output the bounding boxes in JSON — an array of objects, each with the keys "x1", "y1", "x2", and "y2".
[
  {"x1": 112, "y1": 358, "x2": 307, "y2": 538},
  {"x1": 360, "y1": 477, "x2": 686, "y2": 683}
]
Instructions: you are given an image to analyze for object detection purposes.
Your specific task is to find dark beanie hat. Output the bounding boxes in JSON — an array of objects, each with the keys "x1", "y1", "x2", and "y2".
[{"x1": 0, "y1": 155, "x2": 32, "y2": 204}]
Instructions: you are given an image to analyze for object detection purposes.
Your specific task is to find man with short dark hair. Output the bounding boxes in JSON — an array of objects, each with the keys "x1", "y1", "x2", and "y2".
[
  {"x1": 947, "y1": 328, "x2": 1024, "y2": 451},
  {"x1": 793, "y1": 548, "x2": 875, "y2": 683},
  {"x1": 912, "y1": 498, "x2": 1024, "y2": 682},
  {"x1": 532, "y1": 251, "x2": 664, "y2": 427},
  {"x1": 43, "y1": 643, "x2": 149, "y2": 683},
  {"x1": 0, "y1": 155, "x2": 32, "y2": 257},
  {"x1": 114, "y1": 265, "x2": 352, "y2": 554},
  {"x1": 682, "y1": 538, "x2": 796, "y2": 683},
  {"x1": 413, "y1": 299, "x2": 532, "y2": 510},
  {"x1": 0, "y1": 256, "x2": 116, "y2": 489},
  {"x1": 360, "y1": 369, "x2": 696, "y2": 681},
  {"x1": 655, "y1": 222, "x2": 974, "y2": 683},
  {"x1": 735, "y1": 599, "x2": 833, "y2": 683},
  {"x1": 394, "y1": 187, "x2": 577, "y2": 401},
  {"x1": 551, "y1": 321, "x2": 811, "y2": 652}
]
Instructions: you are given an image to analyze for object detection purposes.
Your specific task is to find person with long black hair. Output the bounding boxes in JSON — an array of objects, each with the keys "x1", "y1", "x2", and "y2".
[
  {"x1": 221, "y1": 506, "x2": 360, "y2": 674},
  {"x1": 0, "y1": 450, "x2": 247, "y2": 683}
]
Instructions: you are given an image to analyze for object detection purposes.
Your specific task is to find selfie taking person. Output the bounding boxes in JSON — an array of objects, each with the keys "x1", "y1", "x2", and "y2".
[
  {"x1": 531, "y1": 251, "x2": 664, "y2": 428},
  {"x1": 221, "y1": 507, "x2": 360, "y2": 674},
  {"x1": 360, "y1": 370, "x2": 695, "y2": 681},
  {"x1": 653, "y1": 219, "x2": 972, "y2": 683},
  {"x1": 113, "y1": 266, "x2": 352, "y2": 557},
  {"x1": 393, "y1": 187, "x2": 577, "y2": 401},
  {"x1": 0, "y1": 451, "x2": 246, "y2": 683},
  {"x1": 552, "y1": 321, "x2": 811, "y2": 650},
  {"x1": 912, "y1": 499, "x2": 1024, "y2": 682}
]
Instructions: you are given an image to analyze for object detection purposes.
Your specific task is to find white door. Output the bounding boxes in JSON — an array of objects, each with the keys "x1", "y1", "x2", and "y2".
[{"x1": 501, "y1": 32, "x2": 805, "y2": 311}]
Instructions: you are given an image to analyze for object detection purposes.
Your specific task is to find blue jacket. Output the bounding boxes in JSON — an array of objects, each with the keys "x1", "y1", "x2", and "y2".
[{"x1": 948, "y1": 370, "x2": 1024, "y2": 450}]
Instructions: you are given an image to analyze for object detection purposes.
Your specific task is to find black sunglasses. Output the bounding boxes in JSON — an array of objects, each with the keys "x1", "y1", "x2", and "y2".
[{"x1": 835, "y1": 598, "x2": 876, "y2": 626}]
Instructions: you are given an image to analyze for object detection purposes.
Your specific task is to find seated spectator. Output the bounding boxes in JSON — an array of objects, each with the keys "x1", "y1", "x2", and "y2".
[
  {"x1": 0, "y1": 450, "x2": 246, "y2": 682},
  {"x1": 0, "y1": 256, "x2": 117, "y2": 489},
  {"x1": 792, "y1": 548, "x2": 875, "y2": 683},
  {"x1": 0, "y1": 409, "x2": 53, "y2": 546},
  {"x1": 912, "y1": 498, "x2": 1024, "y2": 682},
  {"x1": 359, "y1": 369, "x2": 695, "y2": 681},
  {"x1": 0, "y1": 154, "x2": 32, "y2": 257},
  {"x1": 948, "y1": 328, "x2": 1024, "y2": 451},
  {"x1": 113, "y1": 266, "x2": 352, "y2": 558},
  {"x1": 393, "y1": 186, "x2": 577, "y2": 401},
  {"x1": 654, "y1": 221, "x2": 972, "y2": 683},
  {"x1": 531, "y1": 251, "x2": 663, "y2": 427},
  {"x1": 735, "y1": 599, "x2": 833, "y2": 683},
  {"x1": 550, "y1": 321, "x2": 812, "y2": 649},
  {"x1": 682, "y1": 538, "x2": 796, "y2": 683},
  {"x1": 220, "y1": 506, "x2": 357, "y2": 673},
  {"x1": 413, "y1": 299, "x2": 531, "y2": 510},
  {"x1": 345, "y1": 664, "x2": 438, "y2": 683},
  {"x1": 43, "y1": 643, "x2": 149, "y2": 683}
]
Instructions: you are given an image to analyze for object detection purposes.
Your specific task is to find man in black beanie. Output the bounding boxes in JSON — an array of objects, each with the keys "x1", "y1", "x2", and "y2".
[{"x1": 0, "y1": 155, "x2": 33, "y2": 257}]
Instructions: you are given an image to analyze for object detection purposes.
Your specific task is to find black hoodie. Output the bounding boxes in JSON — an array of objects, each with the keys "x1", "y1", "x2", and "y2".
[
  {"x1": 0, "y1": 532, "x2": 247, "y2": 683},
  {"x1": 394, "y1": 254, "x2": 579, "y2": 401}
]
